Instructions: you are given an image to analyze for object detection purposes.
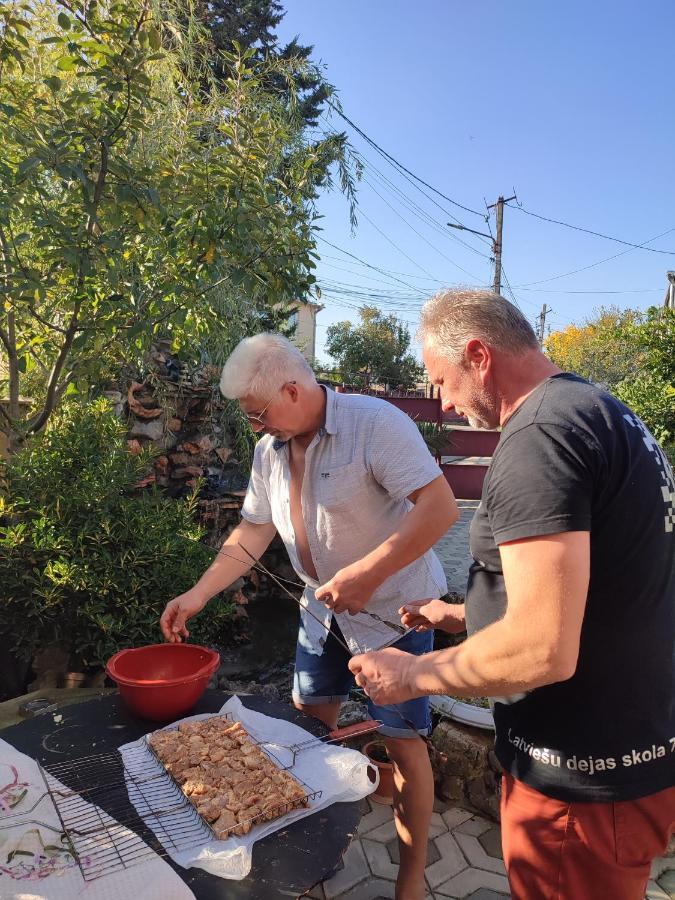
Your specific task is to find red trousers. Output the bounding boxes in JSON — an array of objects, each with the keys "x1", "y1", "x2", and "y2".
[{"x1": 501, "y1": 773, "x2": 675, "y2": 900}]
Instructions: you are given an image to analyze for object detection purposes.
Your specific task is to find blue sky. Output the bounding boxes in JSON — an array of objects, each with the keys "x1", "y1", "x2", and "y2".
[{"x1": 277, "y1": 1, "x2": 675, "y2": 363}]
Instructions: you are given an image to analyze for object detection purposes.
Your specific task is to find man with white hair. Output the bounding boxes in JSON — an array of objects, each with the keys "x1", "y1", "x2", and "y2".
[
  {"x1": 160, "y1": 332, "x2": 459, "y2": 900},
  {"x1": 349, "y1": 289, "x2": 675, "y2": 900}
]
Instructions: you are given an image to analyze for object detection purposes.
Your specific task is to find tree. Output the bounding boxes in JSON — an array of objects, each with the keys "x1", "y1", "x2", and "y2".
[
  {"x1": 0, "y1": 0, "x2": 356, "y2": 450},
  {"x1": 546, "y1": 306, "x2": 675, "y2": 457},
  {"x1": 191, "y1": 0, "x2": 328, "y2": 126},
  {"x1": 613, "y1": 308, "x2": 675, "y2": 452},
  {"x1": 544, "y1": 307, "x2": 645, "y2": 388},
  {"x1": 325, "y1": 306, "x2": 423, "y2": 389}
]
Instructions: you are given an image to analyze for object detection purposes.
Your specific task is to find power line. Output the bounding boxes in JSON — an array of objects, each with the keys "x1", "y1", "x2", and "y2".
[
  {"x1": 316, "y1": 237, "x2": 428, "y2": 295},
  {"x1": 362, "y1": 177, "x2": 486, "y2": 280},
  {"x1": 326, "y1": 102, "x2": 485, "y2": 218},
  {"x1": 516, "y1": 227, "x2": 675, "y2": 287},
  {"x1": 319, "y1": 254, "x2": 444, "y2": 283},
  {"x1": 359, "y1": 152, "x2": 492, "y2": 254},
  {"x1": 499, "y1": 265, "x2": 528, "y2": 311},
  {"x1": 358, "y1": 209, "x2": 443, "y2": 281},
  {"x1": 318, "y1": 279, "x2": 424, "y2": 303},
  {"x1": 508, "y1": 204, "x2": 675, "y2": 255},
  {"x1": 364, "y1": 166, "x2": 491, "y2": 258},
  {"x1": 517, "y1": 287, "x2": 662, "y2": 295},
  {"x1": 320, "y1": 293, "x2": 419, "y2": 326}
]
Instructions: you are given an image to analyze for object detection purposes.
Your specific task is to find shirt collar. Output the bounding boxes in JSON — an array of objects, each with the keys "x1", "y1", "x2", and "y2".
[{"x1": 322, "y1": 385, "x2": 338, "y2": 436}]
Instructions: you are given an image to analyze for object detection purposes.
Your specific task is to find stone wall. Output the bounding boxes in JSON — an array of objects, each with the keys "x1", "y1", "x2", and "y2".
[
  {"x1": 431, "y1": 720, "x2": 501, "y2": 821},
  {"x1": 110, "y1": 343, "x2": 299, "y2": 617}
]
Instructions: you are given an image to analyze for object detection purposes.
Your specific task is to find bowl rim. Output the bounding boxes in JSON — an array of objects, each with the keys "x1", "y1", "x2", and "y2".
[{"x1": 105, "y1": 643, "x2": 220, "y2": 687}]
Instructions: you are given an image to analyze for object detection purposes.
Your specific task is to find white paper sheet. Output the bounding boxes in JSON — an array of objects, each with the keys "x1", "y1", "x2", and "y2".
[
  {"x1": 120, "y1": 696, "x2": 378, "y2": 880},
  {"x1": 0, "y1": 738, "x2": 195, "y2": 900}
]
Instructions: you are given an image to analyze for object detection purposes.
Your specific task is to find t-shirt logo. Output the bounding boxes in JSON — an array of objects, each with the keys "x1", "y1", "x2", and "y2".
[{"x1": 624, "y1": 413, "x2": 675, "y2": 534}]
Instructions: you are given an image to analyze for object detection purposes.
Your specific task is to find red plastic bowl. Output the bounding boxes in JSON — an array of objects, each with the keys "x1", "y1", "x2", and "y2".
[{"x1": 106, "y1": 643, "x2": 220, "y2": 721}]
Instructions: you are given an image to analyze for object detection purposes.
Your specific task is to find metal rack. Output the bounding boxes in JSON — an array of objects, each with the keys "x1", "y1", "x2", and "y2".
[
  {"x1": 40, "y1": 741, "x2": 213, "y2": 881},
  {"x1": 0, "y1": 715, "x2": 324, "y2": 883},
  {"x1": 142, "y1": 717, "x2": 323, "y2": 838}
]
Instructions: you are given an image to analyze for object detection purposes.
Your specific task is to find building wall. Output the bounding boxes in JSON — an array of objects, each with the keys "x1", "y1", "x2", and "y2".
[{"x1": 290, "y1": 301, "x2": 322, "y2": 363}]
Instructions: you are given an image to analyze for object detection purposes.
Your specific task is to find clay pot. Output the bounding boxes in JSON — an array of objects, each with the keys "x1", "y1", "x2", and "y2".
[{"x1": 363, "y1": 740, "x2": 394, "y2": 805}]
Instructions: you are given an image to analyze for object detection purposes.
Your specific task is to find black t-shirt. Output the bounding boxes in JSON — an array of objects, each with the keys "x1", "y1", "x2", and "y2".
[{"x1": 467, "y1": 373, "x2": 675, "y2": 802}]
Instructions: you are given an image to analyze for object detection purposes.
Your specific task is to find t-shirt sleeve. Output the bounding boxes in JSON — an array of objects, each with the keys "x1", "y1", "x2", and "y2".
[
  {"x1": 368, "y1": 403, "x2": 443, "y2": 501},
  {"x1": 486, "y1": 423, "x2": 598, "y2": 545},
  {"x1": 241, "y1": 440, "x2": 273, "y2": 524}
]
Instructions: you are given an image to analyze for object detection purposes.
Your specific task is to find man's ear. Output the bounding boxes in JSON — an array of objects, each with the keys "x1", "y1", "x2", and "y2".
[
  {"x1": 465, "y1": 338, "x2": 490, "y2": 372},
  {"x1": 285, "y1": 381, "x2": 300, "y2": 402}
]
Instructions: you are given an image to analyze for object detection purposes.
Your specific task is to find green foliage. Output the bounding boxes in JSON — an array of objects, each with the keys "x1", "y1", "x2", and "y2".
[
  {"x1": 546, "y1": 306, "x2": 675, "y2": 456},
  {"x1": 193, "y1": 1, "x2": 329, "y2": 127},
  {"x1": 0, "y1": 0, "x2": 357, "y2": 446},
  {"x1": 614, "y1": 372, "x2": 675, "y2": 448},
  {"x1": 627, "y1": 307, "x2": 675, "y2": 385},
  {"x1": 325, "y1": 306, "x2": 424, "y2": 389},
  {"x1": 415, "y1": 421, "x2": 453, "y2": 459},
  {"x1": 545, "y1": 307, "x2": 645, "y2": 388},
  {"x1": 0, "y1": 399, "x2": 233, "y2": 666}
]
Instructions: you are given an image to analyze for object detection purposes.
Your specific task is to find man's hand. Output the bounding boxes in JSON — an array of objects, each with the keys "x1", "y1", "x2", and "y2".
[
  {"x1": 160, "y1": 590, "x2": 207, "y2": 643},
  {"x1": 400, "y1": 598, "x2": 466, "y2": 634},
  {"x1": 315, "y1": 562, "x2": 380, "y2": 615},
  {"x1": 348, "y1": 648, "x2": 421, "y2": 706}
]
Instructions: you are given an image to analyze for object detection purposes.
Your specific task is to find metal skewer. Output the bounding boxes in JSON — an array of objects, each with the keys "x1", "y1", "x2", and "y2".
[
  {"x1": 224, "y1": 564, "x2": 407, "y2": 636},
  {"x1": 235, "y1": 542, "x2": 407, "y2": 637},
  {"x1": 211, "y1": 543, "x2": 352, "y2": 654},
  {"x1": 234, "y1": 542, "x2": 432, "y2": 743}
]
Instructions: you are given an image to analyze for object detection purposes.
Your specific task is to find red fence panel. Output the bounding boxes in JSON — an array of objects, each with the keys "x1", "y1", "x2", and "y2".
[{"x1": 380, "y1": 395, "x2": 442, "y2": 425}]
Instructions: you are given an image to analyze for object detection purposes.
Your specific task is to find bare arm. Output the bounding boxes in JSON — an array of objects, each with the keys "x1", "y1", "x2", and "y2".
[
  {"x1": 399, "y1": 598, "x2": 466, "y2": 634},
  {"x1": 316, "y1": 475, "x2": 459, "y2": 614},
  {"x1": 349, "y1": 531, "x2": 590, "y2": 702},
  {"x1": 160, "y1": 518, "x2": 277, "y2": 642},
  {"x1": 192, "y1": 519, "x2": 277, "y2": 604}
]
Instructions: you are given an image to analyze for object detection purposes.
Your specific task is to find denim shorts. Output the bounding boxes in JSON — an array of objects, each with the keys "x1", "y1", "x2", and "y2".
[{"x1": 292, "y1": 616, "x2": 434, "y2": 738}]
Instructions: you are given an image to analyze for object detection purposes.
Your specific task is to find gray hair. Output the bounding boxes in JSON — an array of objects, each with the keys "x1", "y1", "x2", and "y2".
[
  {"x1": 418, "y1": 288, "x2": 539, "y2": 362},
  {"x1": 219, "y1": 332, "x2": 315, "y2": 400}
]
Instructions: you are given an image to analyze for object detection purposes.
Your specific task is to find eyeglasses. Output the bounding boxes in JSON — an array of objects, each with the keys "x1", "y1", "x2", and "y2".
[{"x1": 244, "y1": 381, "x2": 296, "y2": 432}]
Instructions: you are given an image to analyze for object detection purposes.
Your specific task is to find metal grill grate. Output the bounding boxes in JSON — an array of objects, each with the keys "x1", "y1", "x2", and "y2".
[
  {"x1": 1, "y1": 714, "x2": 325, "y2": 883},
  {"x1": 0, "y1": 717, "x2": 323, "y2": 883},
  {"x1": 38, "y1": 740, "x2": 215, "y2": 881}
]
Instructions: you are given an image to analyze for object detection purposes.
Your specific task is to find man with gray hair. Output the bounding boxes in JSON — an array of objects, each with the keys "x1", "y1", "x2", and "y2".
[
  {"x1": 160, "y1": 332, "x2": 459, "y2": 900},
  {"x1": 350, "y1": 289, "x2": 675, "y2": 900}
]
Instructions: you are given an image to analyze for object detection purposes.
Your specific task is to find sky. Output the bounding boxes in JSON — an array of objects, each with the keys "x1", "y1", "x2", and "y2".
[{"x1": 276, "y1": 1, "x2": 675, "y2": 364}]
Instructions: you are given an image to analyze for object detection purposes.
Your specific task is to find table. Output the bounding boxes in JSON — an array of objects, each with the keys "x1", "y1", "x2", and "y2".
[{"x1": 0, "y1": 690, "x2": 363, "y2": 899}]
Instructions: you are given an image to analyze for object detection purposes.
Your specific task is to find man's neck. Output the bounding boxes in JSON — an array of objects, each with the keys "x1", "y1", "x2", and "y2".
[
  {"x1": 497, "y1": 351, "x2": 562, "y2": 427},
  {"x1": 291, "y1": 384, "x2": 327, "y2": 451}
]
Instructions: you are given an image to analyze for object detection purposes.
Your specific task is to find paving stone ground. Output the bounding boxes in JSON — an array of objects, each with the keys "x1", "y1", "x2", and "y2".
[
  {"x1": 433, "y1": 501, "x2": 478, "y2": 595},
  {"x1": 305, "y1": 797, "x2": 675, "y2": 899},
  {"x1": 303, "y1": 503, "x2": 675, "y2": 899}
]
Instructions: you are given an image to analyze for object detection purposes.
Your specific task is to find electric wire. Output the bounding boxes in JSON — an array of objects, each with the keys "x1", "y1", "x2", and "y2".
[{"x1": 508, "y1": 204, "x2": 675, "y2": 255}]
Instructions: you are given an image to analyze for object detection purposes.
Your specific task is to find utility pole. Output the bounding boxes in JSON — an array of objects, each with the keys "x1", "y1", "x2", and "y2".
[
  {"x1": 486, "y1": 195, "x2": 516, "y2": 295},
  {"x1": 536, "y1": 304, "x2": 552, "y2": 347},
  {"x1": 665, "y1": 272, "x2": 675, "y2": 310},
  {"x1": 447, "y1": 193, "x2": 516, "y2": 296}
]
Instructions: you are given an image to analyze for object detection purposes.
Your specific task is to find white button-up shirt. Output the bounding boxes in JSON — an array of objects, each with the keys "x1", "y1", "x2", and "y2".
[{"x1": 241, "y1": 388, "x2": 448, "y2": 654}]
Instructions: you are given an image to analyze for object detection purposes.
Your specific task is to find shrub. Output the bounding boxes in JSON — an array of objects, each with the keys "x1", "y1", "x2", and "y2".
[
  {"x1": 0, "y1": 400, "x2": 234, "y2": 667},
  {"x1": 614, "y1": 372, "x2": 675, "y2": 448},
  {"x1": 416, "y1": 421, "x2": 453, "y2": 459}
]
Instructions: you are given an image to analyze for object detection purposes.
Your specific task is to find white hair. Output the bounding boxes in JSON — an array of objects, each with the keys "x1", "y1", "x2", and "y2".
[
  {"x1": 418, "y1": 287, "x2": 539, "y2": 362},
  {"x1": 219, "y1": 333, "x2": 315, "y2": 400}
]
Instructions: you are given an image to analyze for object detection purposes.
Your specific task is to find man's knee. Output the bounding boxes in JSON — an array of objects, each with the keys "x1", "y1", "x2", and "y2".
[
  {"x1": 293, "y1": 699, "x2": 341, "y2": 730},
  {"x1": 383, "y1": 733, "x2": 430, "y2": 767}
]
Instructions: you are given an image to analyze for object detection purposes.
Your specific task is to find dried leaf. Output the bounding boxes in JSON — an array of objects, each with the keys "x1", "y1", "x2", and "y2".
[{"x1": 127, "y1": 381, "x2": 162, "y2": 419}]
